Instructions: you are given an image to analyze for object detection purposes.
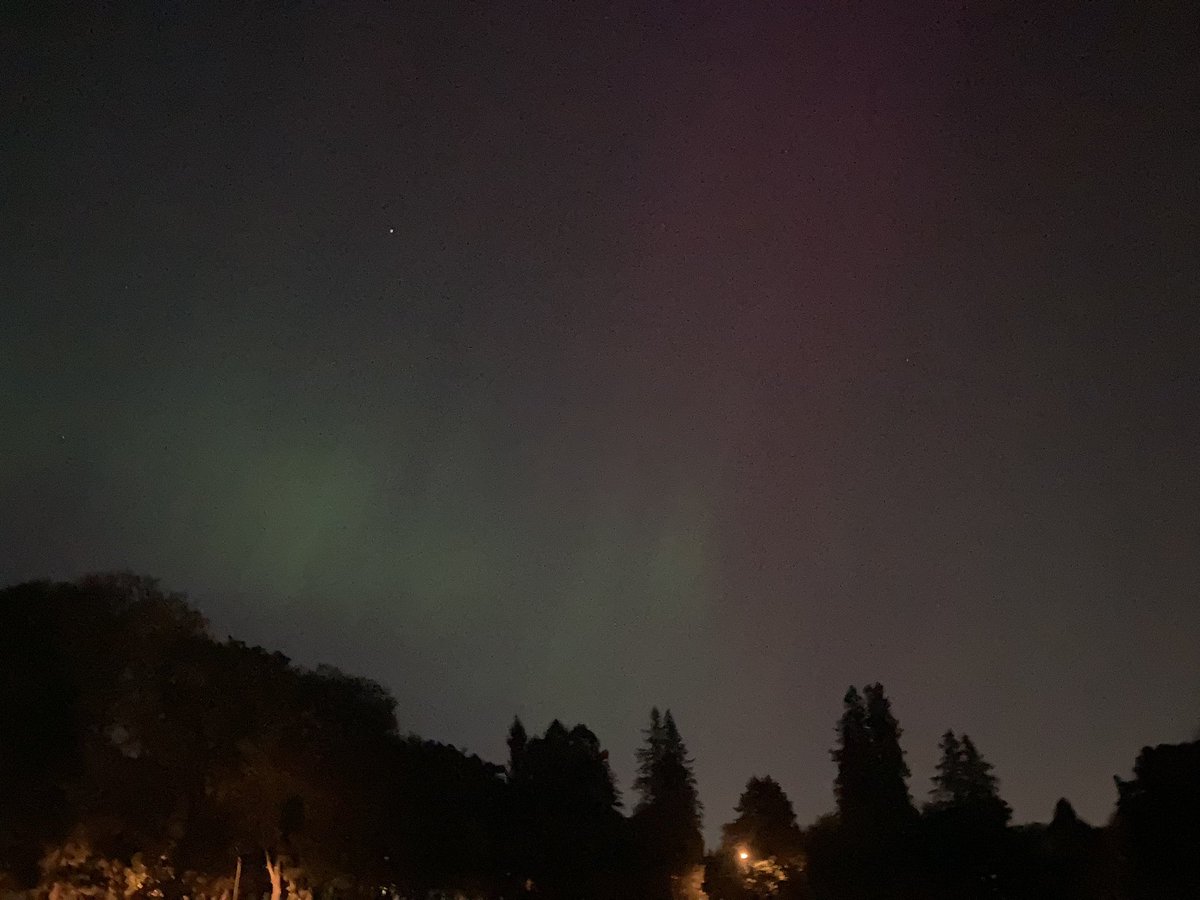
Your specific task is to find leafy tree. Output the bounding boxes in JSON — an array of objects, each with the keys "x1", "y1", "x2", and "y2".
[
  {"x1": 1115, "y1": 740, "x2": 1200, "y2": 899},
  {"x1": 706, "y1": 776, "x2": 805, "y2": 900},
  {"x1": 0, "y1": 575, "x2": 409, "y2": 900},
  {"x1": 723, "y1": 776, "x2": 804, "y2": 862},
  {"x1": 509, "y1": 720, "x2": 628, "y2": 899},
  {"x1": 0, "y1": 575, "x2": 219, "y2": 876},
  {"x1": 1040, "y1": 799, "x2": 1108, "y2": 900},
  {"x1": 19, "y1": 575, "x2": 1197, "y2": 900},
  {"x1": 385, "y1": 736, "x2": 508, "y2": 897},
  {"x1": 0, "y1": 580, "x2": 88, "y2": 884}
]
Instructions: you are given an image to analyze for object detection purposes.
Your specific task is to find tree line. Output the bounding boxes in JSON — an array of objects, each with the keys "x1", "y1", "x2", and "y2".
[{"x1": 1, "y1": 575, "x2": 1197, "y2": 900}]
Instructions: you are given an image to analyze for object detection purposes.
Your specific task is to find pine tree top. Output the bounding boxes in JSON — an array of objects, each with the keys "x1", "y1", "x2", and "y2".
[
  {"x1": 634, "y1": 706, "x2": 702, "y2": 819},
  {"x1": 926, "y1": 729, "x2": 1009, "y2": 823}
]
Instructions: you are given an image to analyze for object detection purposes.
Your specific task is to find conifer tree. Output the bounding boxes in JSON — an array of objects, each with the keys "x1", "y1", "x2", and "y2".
[
  {"x1": 928, "y1": 730, "x2": 963, "y2": 809},
  {"x1": 506, "y1": 716, "x2": 527, "y2": 778},
  {"x1": 822, "y1": 684, "x2": 917, "y2": 900},
  {"x1": 926, "y1": 731, "x2": 1009, "y2": 821},
  {"x1": 834, "y1": 684, "x2": 914, "y2": 831},
  {"x1": 921, "y1": 731, "x2": 1013, "y2": 898},
  {"x1": 660, "y1": 711, "x2": 702, "y2": 821},
  {"x1": 863, "y1": 682, "x2": 914, "y2": 824},
  {"x1": 634, "y1": 707, "x2": 664, "y2": 810},
  {"x1": 632, "y1": 708, "x2": 703, "y2": 898},
  {"x1": 958, "y1": 735, "x2": 1000, "y2": 805},
  {"x1": 832, "y1": 687, "x2": 870, "y2": 825},
  {"x1": 925, "y1": 730, "x2": 1011, "y2": 837}
]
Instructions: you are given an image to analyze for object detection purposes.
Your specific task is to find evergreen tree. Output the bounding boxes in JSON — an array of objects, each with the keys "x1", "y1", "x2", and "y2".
[
  {"x1": 926, "y1": 731, "x2": 1010, "y2": 823},
  {"x1": 506, "y1": 716, "x2": 527, "y2": 778},
  {"x1": 959, "y1": 735, "x2": 1001, "y2": 806},
  {"x1": 634, "y1": 707, "x2": 664, "y2": 810},
  {"x1": 661, "y1": 711, "x2": 702, "y2": 821},
  {"x1": 832, "y1": 687, "x2": 870, "y2": 826},
  {"x1": 1036, "y1": 798, "x2": 1108, "y2": 900},
  {"x1": 929, "y1": 730, "x2": 964, "y2": 809},
  {"x1": 834, "y1": 684, "x2": 914, "y2": 830},
  {"x1": 633, "y1": 709, "x2": 701, "y2": 831},
  {"x1": 661, "y1": 711, "x2": 703, "y2": 843},
  {"x1": 921, "y1": 732, "x2": 1012, "y2": 899},
  {"x1": 862, "y1": 682, "x2": 915, "y2": 826},
  {"x1": 632, "y1": 708, "x2": 703, "y2": 899},
  {"x1": 819, "y1": 684, "x2": 915, "y2": 900}
]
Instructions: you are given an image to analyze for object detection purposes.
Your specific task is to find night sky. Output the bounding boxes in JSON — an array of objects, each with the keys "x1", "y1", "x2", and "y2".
[{"x1": 3, "y1": 1, "x2": 1199, "y2": 842}]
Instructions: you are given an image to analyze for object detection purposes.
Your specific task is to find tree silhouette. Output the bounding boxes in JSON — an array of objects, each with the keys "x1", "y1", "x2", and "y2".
[
  {"x1": 1115, "y1": 740, "x2": 1200, "y2": 899},
  {"x1": 929, "y1": 730, "x2": 964, "y2": 809},
  {"x1": 8, "y1": 575, "x2": 1200, "y2": 900},
  {"x1": 814, "y1": 683, "x2": 916, "y2": 899},
  {"x1": 0, "y1": 575, "x2": 499, "y2": 899},
  {"x1": 706, "y1": 776, "x2": 805, "y2": 900},
  {"x1": 634, "y1": 707, "x2": 665, "y2": 808},
  {"x1": 922, "y1": 731, "x2": 1012, "y2": 898},
  {"x1": 1039, "y1": 798, "x2": 1108, "y2": 900},
  {"x1": 386, "y1": 736, "x2": 507, "y2": 896},
  {"x1": 507, "y1": 715, "x2": 528, "y2": 777},
  {"x1": 832, "y1": 684, "x2": 914, "y2": 834},
  {"x1": 509, "y1": 720, "x2": 627, "y2": 899},
  {"x1": 926, "y1": 731, "x2": 1010, "y2": 823},
  {"x1": 862, "y1": 683, "x2": 915, "y2": 829},
  {"x1": 0, "y1": 580, "x2": 90, "y2": 884},
  {"x1": 723, "y1": 776, "x2": 803, "y2": 861},
  {"x1": 832, "y1": 687, "x2": 870, "y2": 828},
  {"x1": 632, "y1": 708, "x2": 703, "y2": 900}
]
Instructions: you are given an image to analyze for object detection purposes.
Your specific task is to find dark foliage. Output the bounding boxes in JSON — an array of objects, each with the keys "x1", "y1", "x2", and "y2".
[
  {"x1": 814, "y1": 683, "x2": 917, "y2": 899},
  {"x1": 2, "y1": 576, "x2": 1196, "y2": 900},
  {"x1": 706, "y1": 776, "x2": 805, "y2": 900},
  {"x1": 920, "y1": 731, "x2": 1012, "y2": 899},
  {"x1": 1115, "y1": 741, "x2": 1200, "y2": 899},
  {"x1": 631, "y1": 707, "x2": 704, "y2": 898},
  {"x1": 508, "y1": 719, "x2": 631, "y2": 899}
]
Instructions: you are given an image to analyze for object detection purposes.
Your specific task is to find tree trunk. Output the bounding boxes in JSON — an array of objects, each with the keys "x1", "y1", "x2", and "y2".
[
  {"x1": 232, "y1": 855, "x2": 242, "y2": 900},
  {"x1": 265, "y1": 851, "x2": 282, "y2": 900}
]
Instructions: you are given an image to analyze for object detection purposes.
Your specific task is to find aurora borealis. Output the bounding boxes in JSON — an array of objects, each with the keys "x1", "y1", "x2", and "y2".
[{"x1": 3, "y1": 1, "x2": 1198, "y2": 841}]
